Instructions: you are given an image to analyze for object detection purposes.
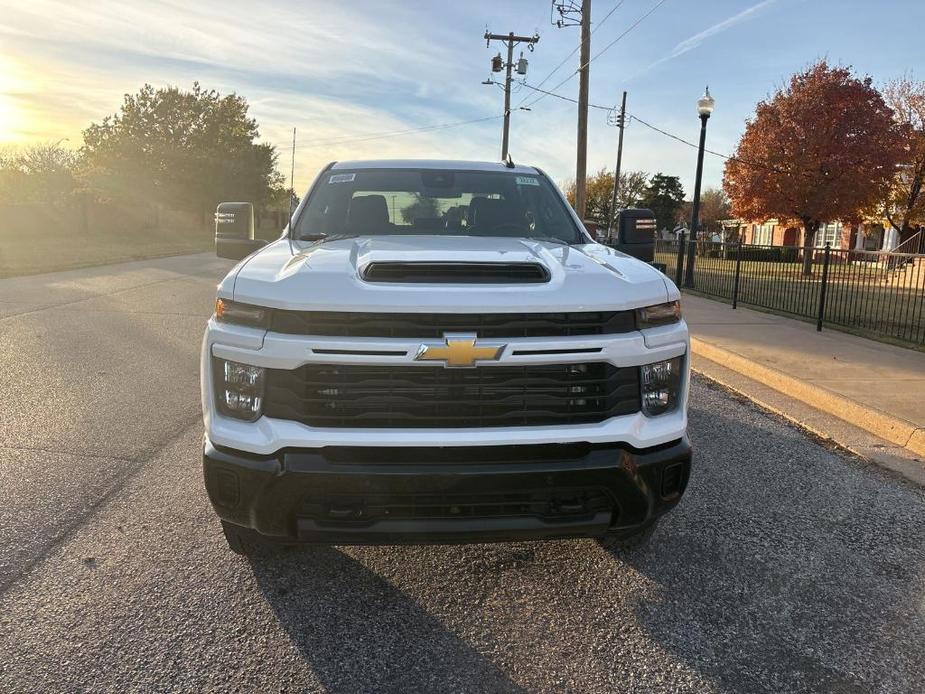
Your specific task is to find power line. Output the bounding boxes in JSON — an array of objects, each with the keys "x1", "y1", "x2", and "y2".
[
  {"x1": 521, "y1": 0, "x2": 669, "y2": 110},
  {"x1": 263, "y1": 114, "x2": 504, "y2": 150},
  {"x1": 521, "y1": 81, "x2": 611, "y2": 110},
  {"x1": 519, "y1": 82, "x2": 809, "y2": 178},
  {"x1": 517, "y1": 0, "x2": 625, "y2": 109},
  {"x1": 588, "y1": 0, "x2": 669, "y2": 69},
  {"x1": 626, "y1": 113, "x2": 810, "y2": 177}
]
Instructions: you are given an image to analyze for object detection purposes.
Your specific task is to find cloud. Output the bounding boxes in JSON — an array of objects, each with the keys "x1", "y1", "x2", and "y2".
[
  {"x1": 641, "y1": 0, "x2": 780, "y2": 74},
  {"x1": 0, "y1": 0, "x2": 745, "y2": 191}
]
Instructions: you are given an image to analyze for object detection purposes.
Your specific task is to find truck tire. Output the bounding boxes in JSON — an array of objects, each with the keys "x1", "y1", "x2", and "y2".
[
  {"x1": 221, "y1": 520, "x2": 259, "y2": 556},
  {"x1": 597, "y1": 519, "x2": 659, "y2": 554}
]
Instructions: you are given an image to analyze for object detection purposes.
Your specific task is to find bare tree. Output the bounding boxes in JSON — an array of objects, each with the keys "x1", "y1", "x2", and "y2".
[{"x1": 882, "y1": 76, "x2": 925, "y2": 242}]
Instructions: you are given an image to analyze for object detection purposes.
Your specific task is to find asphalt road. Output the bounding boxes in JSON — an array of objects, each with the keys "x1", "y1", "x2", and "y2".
[{"x1": 1, "y1": 253, "x2": 923, "y2": 693}]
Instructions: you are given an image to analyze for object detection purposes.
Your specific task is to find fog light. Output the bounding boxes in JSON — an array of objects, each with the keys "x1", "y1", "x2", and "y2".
[
  {"x1": 641, "y1": 357, "x2": 682, "y2": 416},
  {"x1": 214, "y1": 358, "x2": 265, "y2": 421}
]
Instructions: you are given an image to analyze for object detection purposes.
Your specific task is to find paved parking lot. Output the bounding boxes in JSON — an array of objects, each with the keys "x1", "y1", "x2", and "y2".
[{"x1": 1, "y1": 255, "x2": 923, "y2": 693}]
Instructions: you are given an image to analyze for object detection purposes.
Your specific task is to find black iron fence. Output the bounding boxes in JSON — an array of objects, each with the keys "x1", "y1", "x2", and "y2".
[{"x1": 656, "y1": 235, "x2": 925, "y2": 347}]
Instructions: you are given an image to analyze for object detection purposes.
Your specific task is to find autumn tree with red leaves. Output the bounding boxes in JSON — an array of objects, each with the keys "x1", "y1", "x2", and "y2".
[{"x1": 724, "y1": 61, "x2": 903, "y2": 274}]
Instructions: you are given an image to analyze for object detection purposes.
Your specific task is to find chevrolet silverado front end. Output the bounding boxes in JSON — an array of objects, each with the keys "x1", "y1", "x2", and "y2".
[{"x1": 201, "y1": 160, "x2": 691, "y2": 554}]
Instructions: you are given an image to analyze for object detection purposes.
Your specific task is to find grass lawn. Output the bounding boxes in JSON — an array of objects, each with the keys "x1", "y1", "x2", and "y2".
[
  {"x1": 656, "y1": 248, "x2": 925, "y2": 348},
  {"x1": 0, "y1": 224, "x2": 283, "y2": 278}
]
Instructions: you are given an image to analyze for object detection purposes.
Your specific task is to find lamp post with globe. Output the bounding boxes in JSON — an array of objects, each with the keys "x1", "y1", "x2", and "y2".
[{"x1": 683, "y1": 87, "x2": 715, "y2": 288}]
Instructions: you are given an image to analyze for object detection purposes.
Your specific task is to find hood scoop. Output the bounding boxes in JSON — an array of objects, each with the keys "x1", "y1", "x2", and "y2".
[{"x1": 362, "y1": 261, "x2": 550, "y2": 284}]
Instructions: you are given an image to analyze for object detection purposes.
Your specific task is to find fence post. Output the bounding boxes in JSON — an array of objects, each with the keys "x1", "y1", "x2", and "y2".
[
  {"x1": 816, "y1": 243, "x2": 831, "y2": 332},
  {"x1": 675, "y1": 231, "x2": 686, "y2": 287},
  {"x1": 732, "y1": 241, "x2": 742, "y2": 309}
]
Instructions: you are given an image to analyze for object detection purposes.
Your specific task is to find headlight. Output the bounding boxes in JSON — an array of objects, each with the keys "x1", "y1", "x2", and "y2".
[
  {"x1": 214, "y1": 298, "x2": 270, "y2": 328},
  {"x1": 637, "y1": 300, "x2": 681, "y2": 329},
  {"x1": 213, "y1": 358, "x2": 265, "y2": 421},
  {"x1": 640, "y1": 357, "x2": 682, "y2": 416}
]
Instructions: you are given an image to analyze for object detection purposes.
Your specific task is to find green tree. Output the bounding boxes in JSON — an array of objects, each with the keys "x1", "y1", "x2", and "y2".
[
  {"x1": 400, "y1": 193, "x2": 439, "y2": 224},
  {"x1": 640, "y1": 173, "x2": 685, "y2": 232},
  {"x1": 678, "y1": 187, "x2": 731, "y2": 234},
  {"x1": 81, "y1": 83, "x2": 283, "y2": 225},
  {"x1": 564, "y1": 168, "x2": 649, "y2": 224},
  {"x1": 0, "y1": 143, "x2": 77, "y2": 206}
]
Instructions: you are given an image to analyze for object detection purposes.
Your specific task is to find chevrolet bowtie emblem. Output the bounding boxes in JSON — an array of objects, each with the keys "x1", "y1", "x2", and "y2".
[{"x1": 414, "y1": 334, "x2": 505, "y2": 368}]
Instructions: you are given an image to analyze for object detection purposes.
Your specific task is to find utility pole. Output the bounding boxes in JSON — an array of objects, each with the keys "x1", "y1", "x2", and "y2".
[
  {"x1": 607, "y1": 91, "x2": 627, "y2": 236},
  {"x1": 483, "y1": 31, "x2": 540, "y2": 160},
  {"x1": 575, "y1": 0, "x2": 591, "y2": 219},
  {"x1": 551, "y1": 1, "x2": 591, "y2": 219}
]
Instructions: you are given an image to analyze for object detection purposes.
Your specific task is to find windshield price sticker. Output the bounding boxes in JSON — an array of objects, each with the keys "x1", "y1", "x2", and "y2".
[
  {"x1": 515, "y1": 176, "x2": 540, "y2": 186},
  {"x1": 328, "y1": 173, "x2": 356, "y2": 184}
]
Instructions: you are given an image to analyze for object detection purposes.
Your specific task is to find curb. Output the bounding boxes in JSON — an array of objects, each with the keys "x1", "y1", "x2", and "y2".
[{"x1": 690, "y1": 337, "x2": 925, "y2": 458}]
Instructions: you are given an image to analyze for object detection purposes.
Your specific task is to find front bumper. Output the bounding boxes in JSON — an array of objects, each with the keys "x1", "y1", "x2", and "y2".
[{"x1": 203, "y1": 436, "x2": 692, "y2": 545}]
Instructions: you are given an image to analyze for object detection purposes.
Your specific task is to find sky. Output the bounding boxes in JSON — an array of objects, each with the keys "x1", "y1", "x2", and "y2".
[{"x1": 1, "y1": 0, "x2": 923, "y2": 196}]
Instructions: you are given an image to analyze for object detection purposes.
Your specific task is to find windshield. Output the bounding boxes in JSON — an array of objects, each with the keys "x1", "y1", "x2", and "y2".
[{"x1": 294, "y1": 168, "x2": 582, "y2": 243}]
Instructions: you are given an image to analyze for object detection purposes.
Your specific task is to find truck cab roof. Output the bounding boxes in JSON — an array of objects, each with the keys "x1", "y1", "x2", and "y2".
[{"x1": 330, "y1": 159, "x2": 542, "y2": 175}]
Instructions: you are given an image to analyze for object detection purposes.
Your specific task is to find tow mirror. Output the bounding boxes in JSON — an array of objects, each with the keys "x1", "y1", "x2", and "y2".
[
  {"x1": 215, "y1": 202, "x2": 266, "y2": 260},
  {"x1": 611, "y1": 208, "x2": 657, "y2": 262}
]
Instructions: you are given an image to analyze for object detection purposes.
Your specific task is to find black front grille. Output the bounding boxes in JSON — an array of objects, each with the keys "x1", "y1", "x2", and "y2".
[
  {"x1": 363, "y1": 261, "x2": 549, "y2": 284},
  {"x1": 300, "y1": 488, "x2": 613, "y2": 524},
  {"x1": 270, "y1": 310, "x2": 636, "y2": 338},
  {"x1": 263, "y1": 362, "x2": 640, "y2": 428}
]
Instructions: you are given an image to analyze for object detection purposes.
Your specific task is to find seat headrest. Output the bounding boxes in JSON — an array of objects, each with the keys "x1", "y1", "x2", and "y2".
[
  {"x1": 468, "y1": 197, "x2": 523, "y2": 232},
  {"x1": 348, "y1": 195, "x2": 390, "y2": 231}
]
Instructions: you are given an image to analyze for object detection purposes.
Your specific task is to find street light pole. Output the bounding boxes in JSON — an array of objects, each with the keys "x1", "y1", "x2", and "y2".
[{"x1": 683, "y1": 87, "x2": 715, "y2": 288}]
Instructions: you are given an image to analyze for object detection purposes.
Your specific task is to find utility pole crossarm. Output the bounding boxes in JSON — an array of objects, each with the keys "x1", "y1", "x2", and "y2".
[
  {"x1": 484, "y1": 32, "x2": 539, "y2": 43},
  {"x1": 482, "y1": 30, "x2": 540, "y2": 161}
]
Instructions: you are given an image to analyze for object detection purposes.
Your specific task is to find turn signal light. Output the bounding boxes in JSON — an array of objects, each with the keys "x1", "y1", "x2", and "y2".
[
  {"x1": 214, "y1": 298, "x2": 270, "y2": 328},
  {"x1": 637, "y1": 301, "x2": 681, "y2": 329}
]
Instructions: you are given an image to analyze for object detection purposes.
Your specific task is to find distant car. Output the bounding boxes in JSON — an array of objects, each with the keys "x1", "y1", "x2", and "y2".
[{"x1": 202, "y1": 160, "x2": 691, "y2": 554}]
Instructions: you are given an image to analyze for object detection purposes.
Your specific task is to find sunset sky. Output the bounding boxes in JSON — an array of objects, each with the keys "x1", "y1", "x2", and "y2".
[{"x1": 1, "y1": 0, "x2": 922, "y2": 194}]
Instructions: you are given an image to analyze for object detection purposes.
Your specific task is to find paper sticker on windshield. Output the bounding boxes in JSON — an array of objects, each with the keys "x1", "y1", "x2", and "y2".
[
  {"x1": 328, "y1": 173, "x2": 356, "y2": 184},
  {"x1": 515, "y1": 176, "x2": 540, "y2": 186}
]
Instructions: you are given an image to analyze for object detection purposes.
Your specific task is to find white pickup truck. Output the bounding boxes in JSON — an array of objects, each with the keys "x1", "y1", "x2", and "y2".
[{"x1": 202, "y1": 159, "x2": 691, "y2": 554}]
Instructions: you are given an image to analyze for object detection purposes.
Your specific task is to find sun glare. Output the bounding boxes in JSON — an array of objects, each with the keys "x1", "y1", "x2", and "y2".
[{"x1": 0, "y1": 56, "x2": 28, "y2": 143}]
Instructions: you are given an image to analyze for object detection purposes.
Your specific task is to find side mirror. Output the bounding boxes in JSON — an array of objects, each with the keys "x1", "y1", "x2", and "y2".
[
  {"x1": 215, "y1": 202, "x2": 266, "y2": 260},
  {"x1": 612, "y1": 208, "x2": 657, "y2": 262}
]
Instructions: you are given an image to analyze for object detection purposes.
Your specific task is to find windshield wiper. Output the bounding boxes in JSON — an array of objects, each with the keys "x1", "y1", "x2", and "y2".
[
  {"x1": 524, "y1": 236, "x2": 575, "y2": 246},
  {"x1": 298, "y1": 233, "x2": 361, "y2": 243}
]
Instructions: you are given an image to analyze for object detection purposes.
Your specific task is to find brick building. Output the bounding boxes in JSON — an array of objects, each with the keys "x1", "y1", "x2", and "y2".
[{"x1": 719, "y1": 219, "x2": 904, "y2": 252}]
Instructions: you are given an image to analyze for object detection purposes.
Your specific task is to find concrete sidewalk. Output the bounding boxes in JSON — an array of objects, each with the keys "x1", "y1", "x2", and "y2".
[{"x1": 683, "y1": 295, "x2": 925, "y2": 475}]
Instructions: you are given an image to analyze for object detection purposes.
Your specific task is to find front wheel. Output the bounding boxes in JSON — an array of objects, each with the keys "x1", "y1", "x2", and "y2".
[
  {"x1": 597, "y1": 519, "x2": 659, "y2": 554},
  {"x1": 221, "y1": 520, "x2": 254, "y2": 555}
]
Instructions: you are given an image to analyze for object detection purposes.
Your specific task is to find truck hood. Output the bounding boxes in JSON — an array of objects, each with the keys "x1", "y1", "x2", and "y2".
[{"x1": 228, "y1": 235, "x2": 671, "y2": 313}]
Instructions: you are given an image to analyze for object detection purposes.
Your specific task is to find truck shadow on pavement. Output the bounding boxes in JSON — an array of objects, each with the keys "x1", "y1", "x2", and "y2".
[
  {"x1": 248, "y1": 546, "x2": 526, "y2": 693},
  {"x1": 244, "y1": 383, "x2": 925, "y2": 693}
]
